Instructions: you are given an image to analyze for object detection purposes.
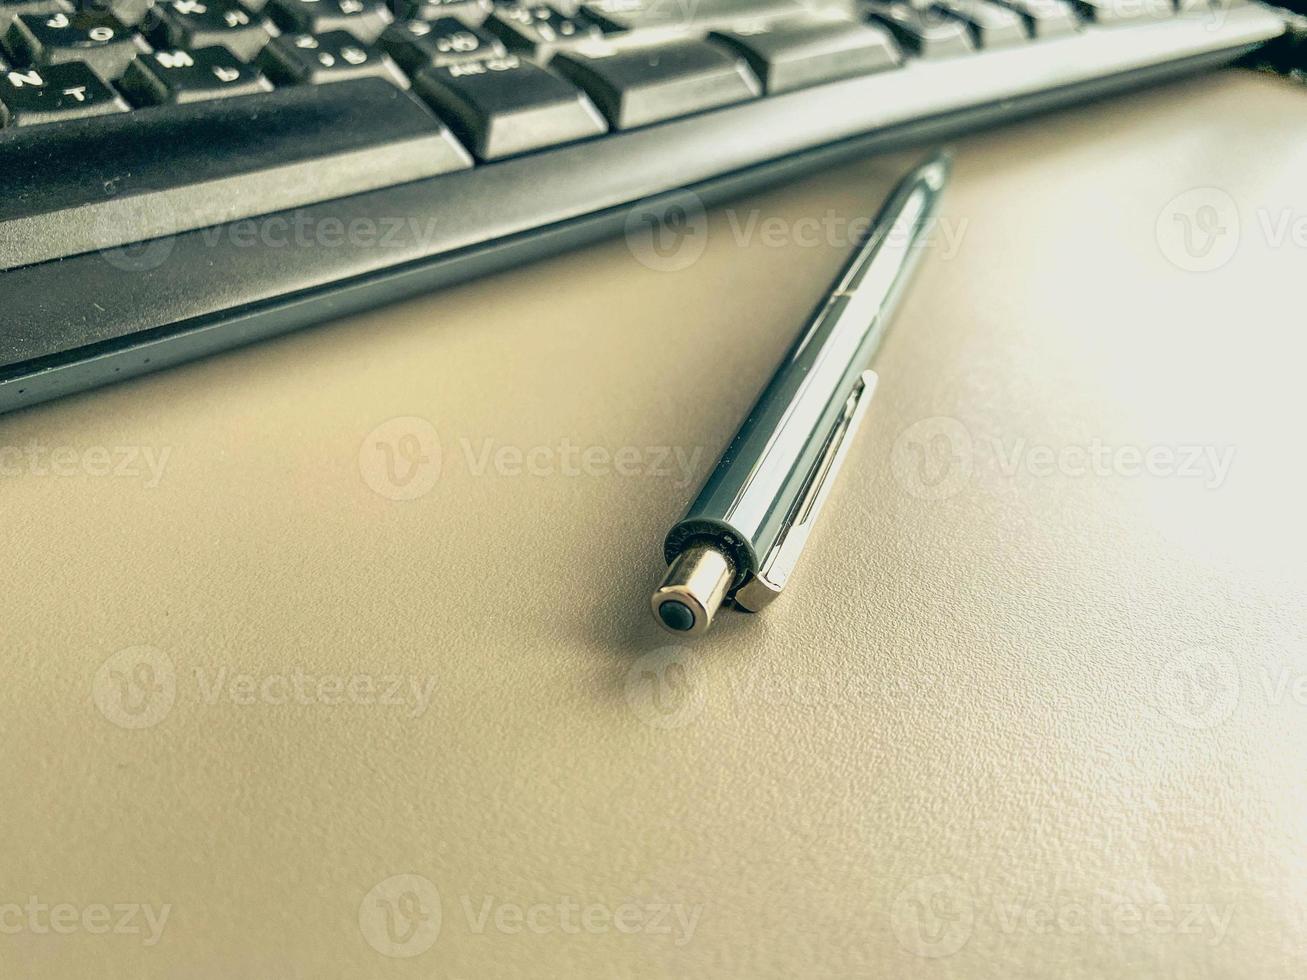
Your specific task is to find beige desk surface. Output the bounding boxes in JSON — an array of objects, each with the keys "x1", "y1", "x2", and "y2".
[{"x1": 3, "y1": 70, "x2": 1307, "y2": 979}]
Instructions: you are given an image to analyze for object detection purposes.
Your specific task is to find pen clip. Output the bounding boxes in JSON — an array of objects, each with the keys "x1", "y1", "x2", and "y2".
[{"x1": 730, "y1": 370, "x2": 879, "y2": 613}]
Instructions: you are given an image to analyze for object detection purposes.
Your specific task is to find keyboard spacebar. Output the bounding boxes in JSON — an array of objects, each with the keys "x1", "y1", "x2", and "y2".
[{"x1": 0, "y1": 78, "x2": 472, "y2": 272}]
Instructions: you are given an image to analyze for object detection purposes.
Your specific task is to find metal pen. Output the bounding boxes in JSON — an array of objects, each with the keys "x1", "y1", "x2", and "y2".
[{"x1": 650, "y1": 151, "x2": 951, "y2": 636}]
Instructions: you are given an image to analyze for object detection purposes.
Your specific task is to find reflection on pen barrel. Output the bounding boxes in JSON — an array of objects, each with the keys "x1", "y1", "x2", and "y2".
[{"x1": 651, "y1": 151, "x2": 951, "y2": 636}]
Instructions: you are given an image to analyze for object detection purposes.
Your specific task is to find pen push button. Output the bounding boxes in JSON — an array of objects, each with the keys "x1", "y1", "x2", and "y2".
[{"x1": 651, "y1": 541, "x2": 734, "y2": 636}]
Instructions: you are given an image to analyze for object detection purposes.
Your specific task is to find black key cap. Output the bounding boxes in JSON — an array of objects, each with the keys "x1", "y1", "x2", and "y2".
[
  {"x1": 710, "y1": 15, "x2": 900, "y2": 94},
  {"x1": 484, "y1": 3, "x2": 603, "y2": 60},
  {"x1": 0, "y1": 0, "x2": 69, "y2": 29},
  {"x1": 4, "y1": 10, "x2": 148, "y2": 79},
  {"x1": 406, "y1": 0, "x2": 491, "y2": 25},
  {"x1": 863, "y1": 2, "x2": 974, "y2": 58},
  {"x1": 147, "y1": 0, "x2": 274, "y2": 60},
  {"x1": 582, "y1": 0, "x2": 805, "y2": 32},
  {"x1": 0, "y1": 60, "x2": 126, "y2": 124},
  {"x1": 259, "y1": 29, "x2": 408, "y2": 84},
  {"x1": 0, "y1": 77, "x2": 471, "y2": 269},
  {"x1": 119, "y1": 44, "x2": 272, "y2": 102},
  {"x1": 412, "y1": 53, "x2": 605, "y2": 159},
  {"x1": 97, "y1": 0, "x2": 155, "y2": 27},
  {"x1": 1072, "y1": 0, "x2": 1171, "y2": 21},
  {"x1": 378, "y1": 16, "x2": 503, "y2": 73},
  {"x1": 552, "y1": 39, "x2": 759, "y2": 130},
  {"x1": 268, "y1": 0, "x2": 393, "y2": 43},
  {"x1": 936, "y1": 0, "x2": 1028, "y2": 46},
  {"x1": 993, "y1": 0, "x2": 1079, "y2": 36}
]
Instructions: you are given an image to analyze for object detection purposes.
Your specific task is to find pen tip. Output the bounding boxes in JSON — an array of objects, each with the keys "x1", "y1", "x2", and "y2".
[{"x1": 920, "y1": 149, "x2": 953, "y2": 191}]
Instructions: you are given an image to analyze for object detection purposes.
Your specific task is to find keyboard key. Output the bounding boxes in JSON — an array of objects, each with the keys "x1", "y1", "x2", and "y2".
[
  {"x1": 4, "y1": 10, "x2": 148, "y2": 79},
  {"x1": 268, "y1": 0, "x2": 393, "y2": 43},
  {"x1": 378, "y1": 16, "x2": 504, "y2": 73},
  {"x1": 484, "y1": 3, "x2": 604, "y2": 60},
  {"x1": 553, "y1": 39, "x2": 759, "y2": 129},
  {"x1": 120, "y1": 44, "x2": 272, "y2": 102},
  {"x1": 582, "y1": 0, "x2": 805, "y2": 32},
  {"x1": 413, "y1": 53, "x2": 606, "y2": 159},
  {"x1": 1071, "y1": 0, "x2": 1171, "y2": 21},
  {"x1": 993, "y1": 0, "x2": 1079, "y2": 36},
  {"x1": 406, "y1": 0, "x2": 492, "y2": 25},
  {"x1": 147, "y1": 0, "x2": 274, "y2": 60},
  {"x1": 864, "y1": 2, "x2": 974, "y2": 58},
  {"x1": 98, "y1": 0, "x2": 154, "y2": 27},
  {"x1": 0, "y1": 77, "x2": 472, "y2": 268},
  {"x1": 260, "y1": 29, "x2": 408, "y2": 84},
  {"x1": 710, "y1": 15, "x2": 900, "y2": 94},
  {"x1": 0, "y1": 60, "x2": 127, "y2": 124},
  {"x1": 937, "y1": 0, "x2": 1028, "y2": 46},
  {"x1": 0, "y1": 0, "x2": 68, "y2": 29}
]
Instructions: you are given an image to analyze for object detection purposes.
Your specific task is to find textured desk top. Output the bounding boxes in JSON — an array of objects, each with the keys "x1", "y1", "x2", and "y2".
[{"x1": 3, "y1": 70, "x2": 1306, "y2": 979}]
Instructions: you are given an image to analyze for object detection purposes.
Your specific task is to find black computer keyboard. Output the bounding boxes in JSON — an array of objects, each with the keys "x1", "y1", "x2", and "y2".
[{"x1": 0, "y1": 0, "x2": 1287, "y2": 411}]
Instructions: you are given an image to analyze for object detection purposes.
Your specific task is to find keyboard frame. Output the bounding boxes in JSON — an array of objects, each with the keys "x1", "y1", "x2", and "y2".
[{"x1": 0, "y1": 4, "x2": 1286, "y2": 414}]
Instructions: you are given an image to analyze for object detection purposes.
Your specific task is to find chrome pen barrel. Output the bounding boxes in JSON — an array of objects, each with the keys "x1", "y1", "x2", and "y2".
[{"x1": 659, "y1": 152, "x2": 950, "y2": 616}]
